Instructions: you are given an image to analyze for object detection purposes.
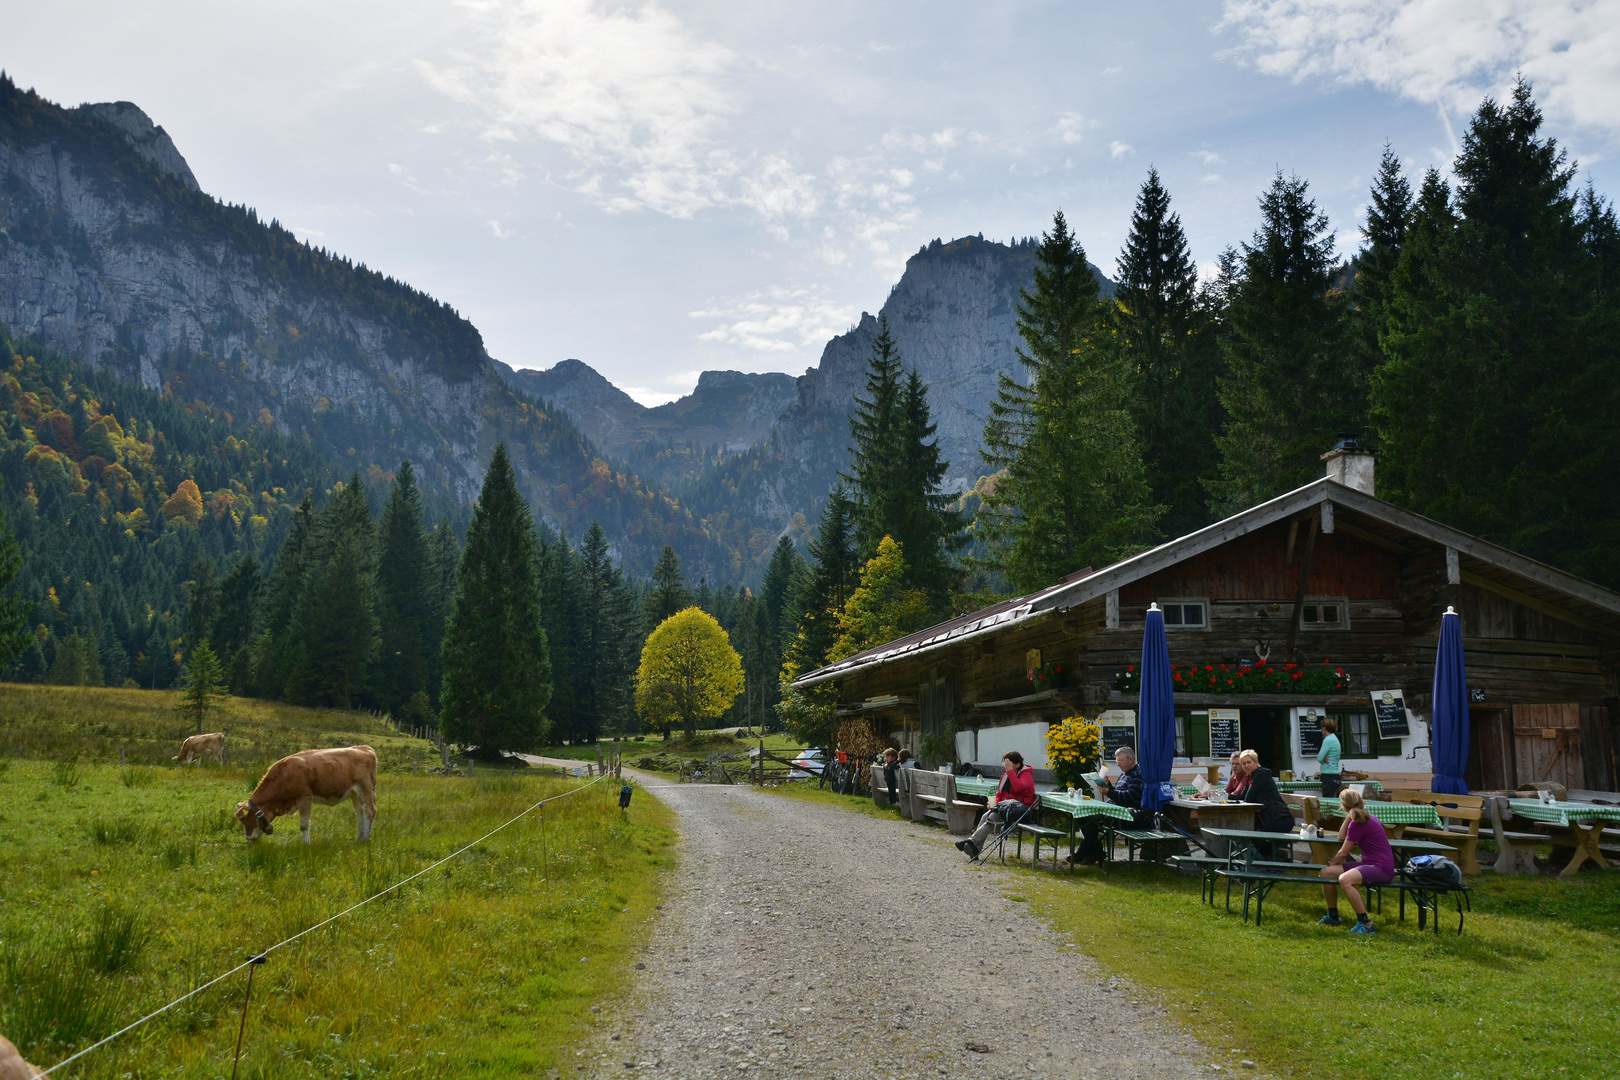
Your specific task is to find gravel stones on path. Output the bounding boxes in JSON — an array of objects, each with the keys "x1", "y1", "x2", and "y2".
[{"x1": 588, "y1": 782, "x2": 1217, "y2": 1080}]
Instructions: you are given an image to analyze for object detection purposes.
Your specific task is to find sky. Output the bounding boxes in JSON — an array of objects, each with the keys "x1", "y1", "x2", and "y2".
[{"x1": 5, "y1": 1, "x2": 1619, "y2": 404}]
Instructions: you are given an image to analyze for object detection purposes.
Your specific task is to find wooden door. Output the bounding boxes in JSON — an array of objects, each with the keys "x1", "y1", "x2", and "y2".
[
  {"x1": 1511, "y1": 704, "x2": 1583, "y2": 789},
  {"x1": 1468, "y1": 707, "x2": 1513, "y2": 791}
]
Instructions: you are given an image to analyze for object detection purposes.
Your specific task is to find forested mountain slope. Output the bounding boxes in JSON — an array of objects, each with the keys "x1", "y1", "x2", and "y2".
[{"x1": 0, "y1": 77, "x2": 724, "y2": 578}]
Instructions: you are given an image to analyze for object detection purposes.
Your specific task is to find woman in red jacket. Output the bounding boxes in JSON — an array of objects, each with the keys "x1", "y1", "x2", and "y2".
[{"x1": 957, "y1": 751, "x2": 1035, "y2": 860}]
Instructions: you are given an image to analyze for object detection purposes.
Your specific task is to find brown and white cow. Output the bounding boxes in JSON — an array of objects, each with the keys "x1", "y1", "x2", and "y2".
[
  {"x1": 236, "y1": 745, "x2": 377, "y2": 843},
  {"x1": 175, "y1": 731, "x2": 227, "y2": 765},
  {"x1": 0, "y1": 1034, "x2": 43, "y2": 1079}
]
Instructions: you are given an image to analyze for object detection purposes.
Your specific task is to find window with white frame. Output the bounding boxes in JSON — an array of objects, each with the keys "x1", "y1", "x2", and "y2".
[
  {"x1": 1298, "y1": 597, "x2": 1349, "y2": 630},
  {"x1": 1158, "y1": 598, "x2": 1209, "y2": 630}
]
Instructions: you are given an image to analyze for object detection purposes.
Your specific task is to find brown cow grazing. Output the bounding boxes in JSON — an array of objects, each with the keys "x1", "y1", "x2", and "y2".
[
  {"x1": 0, "y1": 1034, "x2": 43, "y2": 1079},
  {"x1": 175, "y1": 731, "x2": 227, "y2": 765},
  {"x1": 236, "y1": 745, "x2": 377, "y2": 843}
]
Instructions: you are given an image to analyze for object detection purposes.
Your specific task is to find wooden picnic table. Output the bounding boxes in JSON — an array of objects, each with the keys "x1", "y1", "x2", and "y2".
[
  {"x1": 1302, "y1": 833, "x2": 1453, "y2": 865},
  {"x1": 1313, "y1": 797, "x2": 1441, "y2": 838},
  {"x1": 1163, "y1": 798, "x2": 1261, "y2": 857},
  {"x1": 1506, "y1": 799, "x2": 1620, "y2": 876},
  {"x1": 953, "y1": 775, "x2": 1000, "y2": 799},
  {"x1": 1201, "y1": 827, "x2": 1452, "y2": 869},
  {"x1": 1034, "y1": 793, "x2": 1136, "y2": 865}
]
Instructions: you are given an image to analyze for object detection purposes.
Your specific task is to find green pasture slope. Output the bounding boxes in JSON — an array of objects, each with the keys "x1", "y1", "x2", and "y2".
[{"x1": 0, "y1": 685, "x2": 675, "y2": 1079}]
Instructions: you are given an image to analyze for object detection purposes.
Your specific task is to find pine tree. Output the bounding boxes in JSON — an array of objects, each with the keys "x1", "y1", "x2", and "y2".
[
  {"x1": 642, "y1": 545, "x2": 692, "y2": 628},
  {"x1": 376, "y1": 461, "x2": 431, "y2": 717},
  {"x1": 175, "y1": 640, "x2": 224, "y2": 733},
  {"x1": 287, "y1": 474, "x2": 379, "y2": 707},
  {"x1": 440, "y1": 443, "x2": 553, "y2": 756},
  {"x1": 978, "y1": 210, "x2": 1161, "y2": 592},
  {"x1": 842, "y1": 318, "x2": 959, "y2": 609},
  {"x1": 539, "y1": 530, "x2": 585, "y2": 742},
  {"x1": 1355, "y1": 144, "x2": 1413, "y2": 328},
  {"x1": 215, "y1": 553, "x2": 261, "y2": 693},
  {"x1": 181, "y1": 558, "x2": 219, "y2": 651},
  {"x1": 1114, "y1": 169, "x2": 1224, "y2": 536},
  {"x1": 1210, "y1": 173, "x2": 1358, "y2": 514},
  {"x1": 1374, "y1": 81, "x2": 1620, "y2": 584},
  {"x1": 425, "y1": 520, "x2": 459, "y2": 708},
  {"x1": 577, "y1": 521, "x2": 639, "y2": 737},
  {"x1": 782, "y1": 486, "x2": 859, "y2": 679},
  {"x1": 252, "y1": 497, "x2": 315, "y2": 696},
  {"x1": 0, "y1": 510, "x2": 30, "y2": 669}
]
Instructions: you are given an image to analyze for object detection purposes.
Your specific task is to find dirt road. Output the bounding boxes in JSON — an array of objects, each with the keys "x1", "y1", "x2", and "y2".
[{"x1": 590, "y1": 781, "x2": 1217, "y2": 1080}]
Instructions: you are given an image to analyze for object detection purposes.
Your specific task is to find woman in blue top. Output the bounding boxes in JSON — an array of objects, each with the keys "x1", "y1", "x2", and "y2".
[{"x1": 1317, "y1": 717, "x2": 1342, "y2": 798}]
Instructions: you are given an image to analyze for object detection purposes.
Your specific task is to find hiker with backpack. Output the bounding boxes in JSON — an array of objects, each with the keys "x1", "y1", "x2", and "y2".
[{"x1": 1316, "y1": 788, "x2": 1395, "y2": 935}]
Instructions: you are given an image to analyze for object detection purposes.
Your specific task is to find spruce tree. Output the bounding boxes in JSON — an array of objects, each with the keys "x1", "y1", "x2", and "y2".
[
  {"x1": 1210, "y1": 173, "x2": 1358, "y2": 514},
  {"x1": 1355, "y1": 144, "x2": 1413, "y2": 327},
  {"x1": 215, "y1": 553, "x2": 261, "y2": 693},
  {"x1": 1375, "y1": 81, "x2": 1620, "y2": 584},
  {"x1": 376, "y1": 461, "x2": 431, "y2": 717},
  {"x1": 578, "y1": 522, "x2": 638, "y2": 737},
  {"x1": 539, "y1": 530, "x2": 585, "y2": 742},
  {"x1": 440, "y1": 443, "x2": 553, "y2": 755},
  {"x1": 978, "y1": 210, "x2": 1161, "y2": 592},
  {"x1": 425, "y1": 520, "x2": 459, "y2": 707},
  {"x1": 251, "y1": 496, "x2": 315, "y2": 696},
  {"x1": 0, "y1": 510, "x2": 30, "y2": 669},
  {"x1": 1114, "y1": 169, "x2": 1224, "y2": 536},
  {"x1": 782, "y1": 485, "x2": 859, "y2": 678},
  {"x1": 845, "y1": 316, "x2": 906, "y2": 560},
  {"x1": 287, "y1": 474, "x2": 379, "y2": 707},
  {"x1": 175, "y1": 640, "x2": 224, "y2": 733},
  {"x1": 642, "y1": 545, "x2": 692, "y2": 628}
]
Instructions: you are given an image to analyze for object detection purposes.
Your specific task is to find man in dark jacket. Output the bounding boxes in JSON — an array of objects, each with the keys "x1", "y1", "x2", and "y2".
[{"x1": 1072, "y1": 747, "x2": 1155, "y2": 865}]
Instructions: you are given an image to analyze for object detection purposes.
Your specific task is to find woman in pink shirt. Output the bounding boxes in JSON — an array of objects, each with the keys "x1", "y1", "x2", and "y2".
[{"x1": 1317, "y1": 788, "x2": 1395, "y2": 935}]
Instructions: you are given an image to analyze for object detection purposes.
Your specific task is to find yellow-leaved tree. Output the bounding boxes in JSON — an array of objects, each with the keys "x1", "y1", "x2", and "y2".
[
  {"x1": 830, "y1": 536, "x2": 932, "y2": 663},
  {"x1": 636, "y1": 607, "x2": 744, "y2": 739}
]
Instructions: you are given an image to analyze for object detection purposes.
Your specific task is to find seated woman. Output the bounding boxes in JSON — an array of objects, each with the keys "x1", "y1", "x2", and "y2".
[
  {"x1": 956, "y1": 751, "x2": 1035, "y2": 860},
  {"x1": 1317, "y1": 788, "x2": 1394, "y2": 935},
  {"x1": 1236, "y1": 749, "x2": 1295, "y2": 859}
]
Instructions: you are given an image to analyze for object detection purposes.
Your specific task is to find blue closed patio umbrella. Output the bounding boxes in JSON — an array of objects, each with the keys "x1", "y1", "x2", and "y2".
[
  {"x1": 1137, "y1": 603, "x2": 1176, "y2": 812},
  {"x1": 1430, "y1": 606, "x2": 1470, "y2": 795}
]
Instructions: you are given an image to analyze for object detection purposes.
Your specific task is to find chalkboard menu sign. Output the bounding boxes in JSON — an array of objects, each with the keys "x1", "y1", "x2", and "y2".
[
  {"x1": 1208, "y1": 708, "x2": 1242, "y2": 759},
  {"x1": 1371, "y1": 689, "x2": 1411, "y2": 739},
  {"x1": 1298, "y1": 708, "x2": 1325, "y2": 756},
  {"x1": 1097, "y1": 709, "x2": 1137, "y2": 758}
]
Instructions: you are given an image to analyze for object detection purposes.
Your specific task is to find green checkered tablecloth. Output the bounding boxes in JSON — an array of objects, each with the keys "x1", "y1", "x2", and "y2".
[
  {"x1": 1507, "y1": 799, "x2": 1620, "y2": 826},
  {"x1": 1178, "y1": 780, "x2": 1386, "y2": 796},
  {"x1": 1316, "y1": 798, "x2": 1441, "y2": 827},
  {"x1": 1038, "y1": 793, "x2": 1135, "y2": 821},
  {"x1": 953, "y1": 776, "x2": 999, "y2": 798}
]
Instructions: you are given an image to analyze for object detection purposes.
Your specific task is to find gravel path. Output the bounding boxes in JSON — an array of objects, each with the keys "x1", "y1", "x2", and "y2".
[{"x1": 587, "y1": 781, "x2": 1220, "y2": 1080}]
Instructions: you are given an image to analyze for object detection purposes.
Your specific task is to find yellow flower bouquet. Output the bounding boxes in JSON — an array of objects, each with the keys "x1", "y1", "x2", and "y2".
[{"x1": 1045, "y1": 715, "x2": 1103, "y2": 789}]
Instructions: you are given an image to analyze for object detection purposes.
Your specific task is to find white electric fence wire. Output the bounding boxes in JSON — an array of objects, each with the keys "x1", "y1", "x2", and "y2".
[{"x1": 40, "y1": 773, "x2": 609, "y2": 1076}]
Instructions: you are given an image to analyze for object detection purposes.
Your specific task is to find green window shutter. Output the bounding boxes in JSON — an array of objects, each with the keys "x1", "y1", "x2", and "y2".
[{"x1": 1187, "y1": 711, "x2": 1211, "y2": 758}]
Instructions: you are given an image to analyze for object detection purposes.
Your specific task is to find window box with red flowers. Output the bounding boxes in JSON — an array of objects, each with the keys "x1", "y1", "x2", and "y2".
[
  {"x1": 1027, "y1": 661, "x2": 1073, "y2": 691},
  {"x1": 1113, "y1": 661, "x2": 1349, "y2": 696}
]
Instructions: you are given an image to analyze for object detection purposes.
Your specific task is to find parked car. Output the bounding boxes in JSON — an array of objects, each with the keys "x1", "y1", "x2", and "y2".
[{"x1": 789, "y1": 749, "x2": 825, "y2": 778}]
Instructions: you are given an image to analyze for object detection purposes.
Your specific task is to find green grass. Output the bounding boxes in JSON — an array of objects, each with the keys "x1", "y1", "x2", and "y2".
[
  {"x1": 773, "y1": 784, "x2": 1620, "y2": 1080},
  {"x1": 0, "y1": 683, "x2": 433, "y2": 771},
  {"x1": 539, "y1": 731, "x2": 801, "y2": 772},
  {"x1": 0, "y1": 686, "x2": 678, "y2": 1079},
  {"x1": 1012, "y1": 862, "x2": 1620, "y2": 1080}
]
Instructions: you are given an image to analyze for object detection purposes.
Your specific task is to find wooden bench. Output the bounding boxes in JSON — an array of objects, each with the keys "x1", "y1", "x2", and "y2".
[
  {"x1": 1117, "y1": 827, "x2": 1181, "y2": 864},
  {"x1": 1215, "y1": 867, "x2": 1472, "y2": 933},
  {"x1": 1392, "y1": 791, "x2": 1485, "y2": 875},
  {"x1": 1013, "y1": 810, "x2": 1071, "y2": 871},
  {"x1": 909, "y1": 770, "x2": 981, "y2": 835},
  {"x1": 1485, "y1": 796, "x2": 1542, "y2": 874}
]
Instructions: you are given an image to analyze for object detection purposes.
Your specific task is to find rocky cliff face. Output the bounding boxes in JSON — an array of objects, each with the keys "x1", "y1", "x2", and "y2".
[
  {"x1": 0, "y1": 81, "x2": 720, "y2": 576},
  {"x1": 688, "y1": 235, "x2": 1112, "y2": 539},
  {"x1": 497, "y1": 358, "x2": 797, "y2": 486}
]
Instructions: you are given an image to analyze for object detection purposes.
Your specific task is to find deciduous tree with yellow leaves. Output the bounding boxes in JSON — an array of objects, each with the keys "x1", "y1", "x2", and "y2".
[{"x1": 636, "y1": 607, "x2": 744, "y2": 739}]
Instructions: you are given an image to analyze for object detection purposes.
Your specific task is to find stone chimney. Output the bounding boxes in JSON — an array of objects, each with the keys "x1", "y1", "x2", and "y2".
[{"x1": 1321, "y1": 436, "x2": 1375, "y2": 495}]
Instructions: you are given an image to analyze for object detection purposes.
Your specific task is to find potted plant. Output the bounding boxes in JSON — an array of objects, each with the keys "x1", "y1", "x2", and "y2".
[{"x1": 1044, "y1": 715, "x2": 1103, "y2": 790}]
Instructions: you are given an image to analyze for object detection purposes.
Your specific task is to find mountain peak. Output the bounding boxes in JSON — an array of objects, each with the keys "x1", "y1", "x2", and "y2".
[{"x1": 76, "y1": 101, "x2": 200, "y2": 191}]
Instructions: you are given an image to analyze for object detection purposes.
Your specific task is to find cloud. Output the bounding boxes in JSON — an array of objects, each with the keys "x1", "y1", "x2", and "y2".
[
  {"x1": 1190, "y1": 149, "x2": 1224, "y2": 164},
  {"x1": 691, "y1": 288, "x2": 859, "y2": 354},
  {"x1": 1054, "y1": 111, "x2": 1096, "y2": 144},
  {"x1": 487, "y1": 220, "x2": 509, "y2": 238},
  {"x1": 421, "y1": 0, "x2": 818, "y2": 221},
  {"x1": 619, "y1": 385, "x2": 685, "y2": 407},
  {"x1": 1104, "y1": 66, "x2": 1123, "y2": 75},
  {"x1": 1110, "y1": 140, "x2": 1135, "y2": 160},
  {"x1": 1219, "y1": 0, "x2": 1620, "y2": 140}
]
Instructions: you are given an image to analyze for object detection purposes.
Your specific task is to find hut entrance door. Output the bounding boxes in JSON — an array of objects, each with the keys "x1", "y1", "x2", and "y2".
[
  {"x1": 1467, "y1": 706, "x2": 1513, "y2": 791},
  {"x1": 1245, "y1": 706, "x2": 1289, "y2": 773},
  {"x1": 1511, "y1": 704, "x2": 1583, "y2": 790}
]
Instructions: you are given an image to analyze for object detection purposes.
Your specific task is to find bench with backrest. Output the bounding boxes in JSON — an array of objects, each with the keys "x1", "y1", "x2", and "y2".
[
  {"x1": 908, "y1": 769, "x2": 981, "y2": 834},
  {"x1": 1392, "y1": 791, "x2": 1485, "y2": 875},
  {"x1": 1484, "y1": 796, "x2": 1543, "y2": 874}
]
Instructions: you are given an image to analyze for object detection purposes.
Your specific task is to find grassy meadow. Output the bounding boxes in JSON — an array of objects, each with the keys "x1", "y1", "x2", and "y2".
[{"x1": 0, "y1": 685, "x2": 676, "y2": 1078}]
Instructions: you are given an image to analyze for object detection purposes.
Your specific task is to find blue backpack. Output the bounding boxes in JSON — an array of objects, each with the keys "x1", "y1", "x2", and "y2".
[{"x1": 1403, "y1": 854, "x2": 1462, "y2": 888}]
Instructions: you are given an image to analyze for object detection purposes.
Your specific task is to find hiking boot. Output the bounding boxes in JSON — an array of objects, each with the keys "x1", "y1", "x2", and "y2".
[
  {"x1": 1317, "y1": 913, "x2": 1342, "y2": 926},
  {"x1": 956, "y1": 840, "x2": 979, "y2": 859},
  {"x1": 1349, "y1": 921, "x2": 1376, "y2": 936}
]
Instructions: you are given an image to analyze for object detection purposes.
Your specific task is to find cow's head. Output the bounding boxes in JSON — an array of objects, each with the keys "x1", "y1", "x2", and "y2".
[{"x1": 236, "y1": 800, "x2": 273, "y2": 840}]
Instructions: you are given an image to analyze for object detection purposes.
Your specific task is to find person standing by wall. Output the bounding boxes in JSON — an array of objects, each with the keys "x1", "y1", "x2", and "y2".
[{"x1": 1317, "y1": 717, "x2": 1342, "y2": 798}]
